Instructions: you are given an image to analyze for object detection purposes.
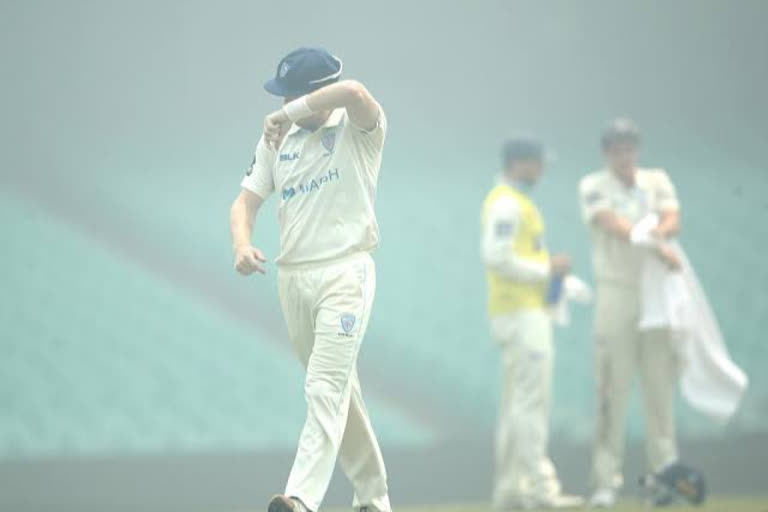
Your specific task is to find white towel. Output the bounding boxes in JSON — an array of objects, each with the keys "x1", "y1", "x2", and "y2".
[
  {"x1": 552, "y1": 275, "x2": 593, "y2": 327},
  {"x1": 635, "y1": 218, "x2": 748, "y2": 421},
  {"x1": 639, "y1": 250, "x2": 693, "y2": 332}
]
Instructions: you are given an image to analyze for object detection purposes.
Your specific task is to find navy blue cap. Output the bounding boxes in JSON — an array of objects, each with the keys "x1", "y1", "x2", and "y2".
[
  {"x1": 601, "y1": 118, "x2": 640, "y2": 149},
  {"x1": 502, "y1": 137, "x2": 546, "y2": 167},
  {"x1": 264, "y1": 47, "x2": 343, "y2": 97}
]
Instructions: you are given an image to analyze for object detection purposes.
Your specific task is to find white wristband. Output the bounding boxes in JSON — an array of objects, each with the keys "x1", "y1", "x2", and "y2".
[
  {"x1": 282, "y1": 96, "x2": 313, "y2": 123},
  {"x1": 630, "y1": 224, "x2": 656, "y2": 247},
  {"x1": 630, "y1": 213, "x2": 660, "y2": 247}
]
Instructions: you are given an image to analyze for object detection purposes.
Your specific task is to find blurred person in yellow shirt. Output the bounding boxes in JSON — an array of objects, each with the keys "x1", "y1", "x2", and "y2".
[{"x1": 482, "y1": 138, "x2": 584, "y2": 510}]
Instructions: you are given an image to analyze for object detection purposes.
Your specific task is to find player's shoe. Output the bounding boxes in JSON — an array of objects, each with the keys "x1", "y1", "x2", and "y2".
[
  {"x1": 268, "y1": 495, "x2": 309, "y2": 512},
  {"x1": 532, "y1": 493, "x2": 585, "y2": 509},
  {"x1": 588, "y1": 488, "x2": 617, "y2": 508},
  {"x1": 545, "y1": 493, "x2": 585, "y2": 508},
  {"x1": 506, "y1": 493, "x2": 585, "y2": 510}
]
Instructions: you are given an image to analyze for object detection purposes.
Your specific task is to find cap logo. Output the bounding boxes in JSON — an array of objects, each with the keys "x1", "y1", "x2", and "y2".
[{"x1": 279, "y1": 61, "x2": 290, "y2": 78}]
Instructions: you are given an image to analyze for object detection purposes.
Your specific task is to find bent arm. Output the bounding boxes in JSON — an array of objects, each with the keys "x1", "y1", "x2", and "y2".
[
  {"x1": 303, "y1": 80, "x2": 381, "y2": 131},
  {"x1": 482, "y1": 199, "x2": 550, "y2": 283},
  {"x1": 592, "y1": 210, "x2": 635, "y2": 241},
  {"x1": 580, "y1": 178, "x2": 634, "y2": 240},
  {"x1": 230, "y1": 189, "x2": 264, "y2": 250},
  {"x1": 656, "y1": 209, "x2": 680, "y2": 238},
  {"x1": 484, "y1": 244, "x2": 551, "y2": 282}
]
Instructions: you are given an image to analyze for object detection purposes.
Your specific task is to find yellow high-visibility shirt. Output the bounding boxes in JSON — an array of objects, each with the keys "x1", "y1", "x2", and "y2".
[{"x1": 482, "y1": 183, "x2": 550, "y2": 315}]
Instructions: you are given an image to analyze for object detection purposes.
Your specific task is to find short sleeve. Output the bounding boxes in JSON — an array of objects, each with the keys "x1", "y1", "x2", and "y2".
[
  {"x1": 346, "y1": 105, "x2": 387, "y2": 154},
  {"x1": 654, "y1": 170, "x2": 680, "y2": 212},
  {"x1": 579, "y1": 176, "x2": 611, "y2": 223},
  {"x1": 240, "y1": 136, "x2": 275, "y2": 199}
]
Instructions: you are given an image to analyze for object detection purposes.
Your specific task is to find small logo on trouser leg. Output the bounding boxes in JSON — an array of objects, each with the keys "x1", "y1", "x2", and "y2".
[{"x1": 340, "y1": 314, "x2": 356, "y2": 335}]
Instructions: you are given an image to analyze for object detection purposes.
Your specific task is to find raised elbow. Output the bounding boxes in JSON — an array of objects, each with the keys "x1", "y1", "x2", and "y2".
[{"x1": 341, "y1": 79, "x2": 368, "y2": 105}]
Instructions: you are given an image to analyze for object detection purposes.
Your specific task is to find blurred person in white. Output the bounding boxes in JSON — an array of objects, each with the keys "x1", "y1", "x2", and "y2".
[
  {"x1": 579, "y1": 119, "x2": 682, "y2": 508},
  {"x1": 229, "y1": 47, "x2": 390, "y2": 512},
  {"x1": 482, "y1": 138, "x2": 585, "y2": 510}
]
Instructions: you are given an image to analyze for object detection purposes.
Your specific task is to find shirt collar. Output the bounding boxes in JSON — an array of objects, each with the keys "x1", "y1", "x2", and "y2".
[
  {"x1": 603, "y1": 167, "x2": 637, "y2": 190},
  {"x1": 497, "y1": 173, "x2": 534, "y2": 195},
  {"x1": 286, "y1": 108, "x2": 345, "y2": 136}
]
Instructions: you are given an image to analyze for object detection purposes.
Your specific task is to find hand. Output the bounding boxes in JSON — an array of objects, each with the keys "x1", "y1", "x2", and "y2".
[
  {"x1": 263, "y1": 109, "x2": 291, "y2": 150},
  {"x1": 550, "y1": 253, "x2": 572, "y2": 276},
  {"x1": 656, "y1": 244, "x2": 682, "y2": 271},
  {"x1": 234, "y1": 245, "x2": 267, "y2": 275}
]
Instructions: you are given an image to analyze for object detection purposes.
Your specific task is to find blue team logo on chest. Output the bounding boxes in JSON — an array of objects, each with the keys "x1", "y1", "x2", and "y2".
[
  {"x1": 321, "y1": 131, "x2": 336, "y2": 153},
  {"x1": 340, "y1": 313, "x2": 356, "y2": 334}
]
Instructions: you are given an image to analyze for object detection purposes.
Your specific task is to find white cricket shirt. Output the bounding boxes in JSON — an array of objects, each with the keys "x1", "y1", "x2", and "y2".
[
  {"x1": 579, "y1": 168, "x2": 680, "y2": 285},
  {"x1": 241, "y1": 108, "x2": 387, "y2": 267}
]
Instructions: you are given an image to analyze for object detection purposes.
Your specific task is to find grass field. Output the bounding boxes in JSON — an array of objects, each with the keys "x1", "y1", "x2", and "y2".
[{"x1": 344, "y1": 499, "x2": 768, "y2": 512}]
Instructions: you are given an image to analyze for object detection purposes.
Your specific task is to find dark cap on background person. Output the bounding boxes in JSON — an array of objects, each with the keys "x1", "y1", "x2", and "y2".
[
  {"x1": 502, "y1": 137, "x2": 546, "y2": 168},
  {"x1": 601, "y1": 118, "x2": 641, "y2": 150},
  {"x1": 264, "y1": 47, "x2": 343, "y2": 98}
]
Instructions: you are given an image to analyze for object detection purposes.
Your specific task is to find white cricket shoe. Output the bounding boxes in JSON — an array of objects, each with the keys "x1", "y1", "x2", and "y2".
[
  {"x1": 536, "y1": 493, "x2": 585, "y2": 509},
  {"x1": 588, "y1": 488, "x2": 617, "y2": 508},
  {"x1": 506, "y1": 493, "x2": 585, "y2": 510}
]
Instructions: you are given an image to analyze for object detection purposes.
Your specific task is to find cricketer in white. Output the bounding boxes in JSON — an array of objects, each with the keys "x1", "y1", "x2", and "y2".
[{"x1": 230, "y1": 48, "x2": 389, "y2": 512}]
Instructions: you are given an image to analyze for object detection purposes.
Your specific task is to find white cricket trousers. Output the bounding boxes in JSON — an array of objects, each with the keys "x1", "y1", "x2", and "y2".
[
  {"x1": 591, "y1": 281, "x2": 680, "y2": 491},
  {"x1": 277, "y1": 252, "x2": 390, "y2": 512},
  {"x1": 491, "y1": 309, "x2": 562, "y2": 509}
]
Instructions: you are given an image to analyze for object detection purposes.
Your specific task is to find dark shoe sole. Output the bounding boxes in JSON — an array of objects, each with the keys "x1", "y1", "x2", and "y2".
[{"x1": 268, "y1": 495, "x2": 296, "y2": 512}]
